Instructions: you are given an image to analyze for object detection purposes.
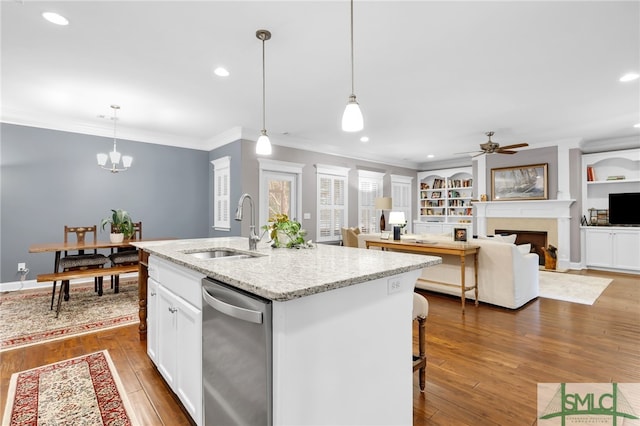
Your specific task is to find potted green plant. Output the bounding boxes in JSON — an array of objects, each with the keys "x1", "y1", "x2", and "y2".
[
  {"x1": 101, "y1": 209, "x2": 134, "y2": 243},
  {"x1": 261, "y1": 213, "x2": 312, "y2": 249}
]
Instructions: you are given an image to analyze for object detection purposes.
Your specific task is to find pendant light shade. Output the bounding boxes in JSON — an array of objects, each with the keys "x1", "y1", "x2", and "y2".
[
  {"x1": 256, "y1": 130, "x2": 272, "y2": 155},
  {"x1": 256, "y1": 29, "x2": 272, "y2": 155},
  {"x1": 342, "y1": 0, "x2": 364, "y2": 132},
  {"x1": 342, "y1": 95, "x2": 364, "y2": 132}
]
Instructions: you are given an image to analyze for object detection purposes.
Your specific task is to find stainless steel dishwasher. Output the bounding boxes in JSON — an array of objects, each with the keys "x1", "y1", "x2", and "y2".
[{"x1": 201, "y1": 277, "x2": 273, "y2": 426}]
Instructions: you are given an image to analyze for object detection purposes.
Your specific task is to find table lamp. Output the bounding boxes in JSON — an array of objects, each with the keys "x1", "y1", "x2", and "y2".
[
  {"x1": 388, "y1": 211, "x2": 406, "y2": 240},
  {"x1": 374, "y1": 197, "x2": 392, "y2": 231}
]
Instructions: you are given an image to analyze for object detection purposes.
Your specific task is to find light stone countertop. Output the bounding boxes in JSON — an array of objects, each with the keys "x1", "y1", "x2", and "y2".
[{"x1": 133, "y1": 237, "x2": 441, "y2": 301}]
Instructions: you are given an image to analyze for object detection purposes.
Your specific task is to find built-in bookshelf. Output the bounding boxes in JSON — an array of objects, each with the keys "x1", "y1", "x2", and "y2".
[{"x1": 417, "y1": 167, "x2": 474, "y2": 224}]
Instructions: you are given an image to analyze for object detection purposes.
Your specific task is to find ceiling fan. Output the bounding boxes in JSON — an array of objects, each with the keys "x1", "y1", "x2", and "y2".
[{"x1": 460, "y1": 131, "x2": 529, "y2": 157}]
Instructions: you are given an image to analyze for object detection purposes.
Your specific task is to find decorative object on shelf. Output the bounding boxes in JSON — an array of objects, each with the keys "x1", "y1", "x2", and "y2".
[
  {"x1": 388, "y1": 211, "x2": 406, "y2": 241},
  {"x1": 491, "y1": 163, "x2": 548, "y2": 201},
  {"x1": 341, "y1": 0, "x2": 364, "y2": 132},
  {"x1": 588, "y1": 208, "x2": 609, "y2": 226},
  {"x1": 541, "y1": 244, "x2": 557, "y2": 270},
  {"x1": 100, "y1": 209, "x2": 134, "y2": 243},
  {"x1": 374, "y1": 197, "x2": 392, "y2": 231},
  {"x1": 456, "y1": 131, "x2": 529, "y2": 157},
  {"x1": 480, "y1": 194, "x2": 487, "y2": 201},
  {"x1": 97, "y1": 105, "x2": 133, "y2": 173},
  {"x1": 262, "y1": 214, "x2": 313, "y2": 248},
  {"x1": 453, "y1": 227, "x2": 468, "y2": 242},
  {"x1": 255, "y1": 29, "x2": 272, "y2": 155}
]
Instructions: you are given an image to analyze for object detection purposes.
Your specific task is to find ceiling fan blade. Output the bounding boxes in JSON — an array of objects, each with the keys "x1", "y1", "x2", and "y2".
[
  {"x1": 498, "y1": 143, "x2": 529, "y2": 150},
  {"x1": 471, "y1": 152, "x2": 486, "y2": 158},
  {"x1": 454, "y1": 150, "x2": 483, "y2": 155},
  {"x1": 496, "y1": 150, "x2": 518, "y2": 154}
]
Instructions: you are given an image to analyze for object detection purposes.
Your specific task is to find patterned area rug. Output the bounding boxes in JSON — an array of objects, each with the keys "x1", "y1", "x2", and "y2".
[
  {"x1": 2, "y1": 350, "x2": 139, "y2": 425},
  {"x1": 538, "y1": 271, "x2": 612, "y2": 305},
  {"x1": 0, "y1": 280, "x2": 138, "y2": 352}
]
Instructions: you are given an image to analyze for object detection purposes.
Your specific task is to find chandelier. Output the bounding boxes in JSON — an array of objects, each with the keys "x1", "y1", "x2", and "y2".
[{"x1": 97, "y1": 105, "x2": 133, "y2": 173}]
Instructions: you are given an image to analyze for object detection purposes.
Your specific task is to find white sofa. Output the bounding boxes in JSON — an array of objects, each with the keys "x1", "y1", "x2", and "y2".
[{"x1": 357, "y1": 233, "x2": 539, "y2": 309}]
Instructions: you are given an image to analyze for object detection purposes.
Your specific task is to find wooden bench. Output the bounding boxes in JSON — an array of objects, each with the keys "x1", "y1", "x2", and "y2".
[{"x1": 37, "y1": 265, "x2": 139, "y2": 317}]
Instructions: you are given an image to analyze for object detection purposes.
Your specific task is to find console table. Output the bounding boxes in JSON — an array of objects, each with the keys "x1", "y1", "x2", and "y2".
[{"x1": 365, "y1": 238, "x2": 480, "y2": 313}]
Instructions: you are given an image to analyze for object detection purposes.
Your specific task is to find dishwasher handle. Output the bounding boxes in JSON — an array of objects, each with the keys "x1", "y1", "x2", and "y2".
[{"x1": 202, "y1": 287, "x2": 263, "y2": 324}]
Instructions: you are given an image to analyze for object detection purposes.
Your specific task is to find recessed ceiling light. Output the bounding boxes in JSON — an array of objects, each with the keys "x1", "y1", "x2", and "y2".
[
  {"x1": 214, "y1": 67, "x2": 229, "y2": 77},
  {"x1": 360, "y1": 136, "x2": 369, "y2": 142},
  {"x1": 634, "y1": 123, "x2": 640, "y2": 128},
  {"x1": 427, "y1": 154, "x2": 434, "y2": 158},
  {"x1": 619, "y1": 72, "x2": 639, "y2": 82},
  {"x1": 42, "y1": 12, "x2": 69, "y2": 26}
]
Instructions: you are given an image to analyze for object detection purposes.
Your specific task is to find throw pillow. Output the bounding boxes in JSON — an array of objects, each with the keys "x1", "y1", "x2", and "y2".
[
  {"x1": 351, "y1": 227, "x2": 360, "y2": 235},
  {"x1": 517, "y1": 243, "x2": 531, "y2": 254},
  {"x1": 494, "y1": 234, "x2": 517, "y2": 244}
]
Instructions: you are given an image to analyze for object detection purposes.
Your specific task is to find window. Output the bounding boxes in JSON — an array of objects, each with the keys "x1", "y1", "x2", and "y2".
[
  {"x1": 391, "y1": 174, "x2": 413, "y2": 233},
  {"x1": 211, "y1": 156, "x2": 230, "y2": 230},
  {"x1": 258, "y1": 159, "x2": 304, "y2": 228},
  {"x1": 316, "y1": 164, "x2": 350, "y2": 242},
  {"x1": 358, "y1": 170, "x2": 384, "y2": 233}
]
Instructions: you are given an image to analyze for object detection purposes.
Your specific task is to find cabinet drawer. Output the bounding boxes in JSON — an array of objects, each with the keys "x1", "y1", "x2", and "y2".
[{"x1": 149, "y1": 256, "x2": 205, "y2": 308}]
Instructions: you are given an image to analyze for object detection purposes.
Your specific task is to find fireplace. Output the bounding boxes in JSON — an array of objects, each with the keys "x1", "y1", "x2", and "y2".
[
  {"x1": 495, "y1": 229, "x2": 548, "y2": 266},
  {"x1": 474, "y1": 199, "x2": 575, "y2": 271}
]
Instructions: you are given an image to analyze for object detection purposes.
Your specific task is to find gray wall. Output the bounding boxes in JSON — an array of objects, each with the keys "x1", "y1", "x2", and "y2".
[
  {"x1": 233, "y1": 140, "x2": 419, "y2": 240},
  {"x1": 1, "y1": 123, "x2": 210, "y2": 282}
]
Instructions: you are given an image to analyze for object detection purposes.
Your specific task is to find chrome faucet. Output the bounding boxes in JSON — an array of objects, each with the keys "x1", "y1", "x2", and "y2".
[{"x1": 235, "y1": 193, "x2": 260, "y2": 250}]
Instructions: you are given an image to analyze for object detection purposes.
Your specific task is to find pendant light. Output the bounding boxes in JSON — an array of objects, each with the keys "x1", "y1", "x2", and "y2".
[
  {"x1": 341, "y1": 0, "x2": 364, "y2": 132},
  {"x1": 97, "y1": 105, "x2": 133, "y2": 173},
  {"x1": 256, "y1": 29, "x2": 272, "y2": 156}
]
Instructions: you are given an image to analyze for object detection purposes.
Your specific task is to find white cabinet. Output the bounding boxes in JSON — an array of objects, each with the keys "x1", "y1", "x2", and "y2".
[
  {"x1": 581, "y1": 149, "x2": 640, "y2": 272},
  {"x1": 584, "y1": 227, "x2": 640, "y2": 272},
  {"x1": 417, "y1": 167, "x2": 474, "y2": 234},
  {"x1": 148, "y1": 256, "x2": 204, "y2": 426}
]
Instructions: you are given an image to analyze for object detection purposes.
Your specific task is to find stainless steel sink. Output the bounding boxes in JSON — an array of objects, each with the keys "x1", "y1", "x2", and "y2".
[{"x1": 183, "y1": 248, "x2": 261, "y2": 260}]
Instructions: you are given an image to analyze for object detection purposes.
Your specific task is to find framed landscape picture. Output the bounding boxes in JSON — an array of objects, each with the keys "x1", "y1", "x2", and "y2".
[{"x1": 491, "y1": 163, "x2": 548, "y2": 201}]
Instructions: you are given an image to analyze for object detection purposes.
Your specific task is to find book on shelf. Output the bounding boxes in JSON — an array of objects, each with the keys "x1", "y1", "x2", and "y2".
[
  {"x1": 587, "y1": 166, "x2": 595, "y2": 182},
  {"x1": 606, "y1": 175, "x2": 626, "y2": 180}
]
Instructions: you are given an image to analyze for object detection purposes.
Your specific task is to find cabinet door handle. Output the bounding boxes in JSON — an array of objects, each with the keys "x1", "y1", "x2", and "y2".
[
  {"x1": 168, "y1": 306, "x2": 177, "y2": 313},
  {"x1": 150, "y1": 291, "x2": 156, "y2": 296}
]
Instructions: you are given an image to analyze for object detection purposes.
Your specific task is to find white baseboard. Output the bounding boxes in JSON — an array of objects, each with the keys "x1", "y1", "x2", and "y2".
[{"x1": 0, "y1": 272, "x2": 138, "y2": 293}]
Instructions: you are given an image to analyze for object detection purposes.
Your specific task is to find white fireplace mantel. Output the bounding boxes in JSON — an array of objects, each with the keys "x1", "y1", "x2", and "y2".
[{"x1": 474, "y1": 199, "x2": 575, "y2": 270}]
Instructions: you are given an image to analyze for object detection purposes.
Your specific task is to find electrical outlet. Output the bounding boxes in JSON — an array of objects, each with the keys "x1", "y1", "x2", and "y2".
[
  {"x1": 18, "y1": 262, "x2": 26, "y2": 272},
  {"x1": 387, "y1": 277, "x2": 402, "y2": 294}
]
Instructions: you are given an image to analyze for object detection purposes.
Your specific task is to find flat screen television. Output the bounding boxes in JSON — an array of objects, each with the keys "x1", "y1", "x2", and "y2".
[{"x1": 608, "y1": 192, "x2": 640, "y2": 226}]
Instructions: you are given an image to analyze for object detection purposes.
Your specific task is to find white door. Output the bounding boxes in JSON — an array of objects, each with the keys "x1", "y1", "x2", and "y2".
[{"x1": 262, "y1": 171, "x2": 298, "y2": 222}]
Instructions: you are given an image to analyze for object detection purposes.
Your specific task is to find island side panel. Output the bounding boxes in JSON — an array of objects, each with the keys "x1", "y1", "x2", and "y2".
[{"x1": 271, "y1": 270, "x2": 419, "y2": 425}]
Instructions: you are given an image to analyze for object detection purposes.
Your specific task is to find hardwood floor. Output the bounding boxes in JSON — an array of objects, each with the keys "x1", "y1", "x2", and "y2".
[{"x1": 1, "y1": 269, "x2": 638, "y2": 425}]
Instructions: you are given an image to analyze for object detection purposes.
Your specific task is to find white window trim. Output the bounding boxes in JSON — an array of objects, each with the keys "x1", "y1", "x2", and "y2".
[
  {"x1": 358, "y1": 170, "x2": 384, "y2": 233},
  {"x1": 258, "y1": 159, "x2": 304, "y2": 228},
  {"x1": 316, "y1": 164, "x2": 350, "y2": 242},
  {"x1": 211, "y1": 156, "x2": 231, "y2": 231},
  {"x1": 390, "y1": 174, "x2": 414, "y2": 234}
]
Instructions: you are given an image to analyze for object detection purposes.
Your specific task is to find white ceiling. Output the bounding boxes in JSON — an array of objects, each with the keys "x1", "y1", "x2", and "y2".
[{"x1": 2, "y1": 1, "x2": 639, "y2": 169}]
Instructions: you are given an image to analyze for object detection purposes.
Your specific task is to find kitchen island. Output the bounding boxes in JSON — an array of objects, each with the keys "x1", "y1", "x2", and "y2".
[{"x1": 133, "y1": 237, "x2": 440, "y2": 426}]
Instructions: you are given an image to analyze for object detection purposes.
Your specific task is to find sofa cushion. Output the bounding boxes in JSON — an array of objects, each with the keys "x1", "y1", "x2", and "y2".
[{"x1": 517, "y1": 243, "x2": 532, "y2": 254}]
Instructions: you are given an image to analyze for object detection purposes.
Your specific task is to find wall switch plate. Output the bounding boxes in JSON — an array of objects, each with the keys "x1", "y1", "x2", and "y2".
[
  {"x1": 18, "y1": 262, "x2": 26, "y2": 271},
  {"x1": 303, "y1": 213, "x2": 311, "y2": 220},
  {"x1": 387, "y1": 277, "x2": 402, "y2": 294}
]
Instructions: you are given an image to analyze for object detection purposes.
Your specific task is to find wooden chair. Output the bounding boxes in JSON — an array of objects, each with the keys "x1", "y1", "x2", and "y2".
[
  {"x1": 413, "y1": 292, "x2": 429, "y2": 392},
  {"x1": 109, "y1": 221, "x2": 142, "y2": 292},
  {"x1": 52, "y1": 226, "x2": 109, "y2": 309}
]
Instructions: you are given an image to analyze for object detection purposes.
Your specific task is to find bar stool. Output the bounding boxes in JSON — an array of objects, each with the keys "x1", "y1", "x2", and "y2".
[{"x1": 413, "y1": 292, "x2": 429, "y2": 392}]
